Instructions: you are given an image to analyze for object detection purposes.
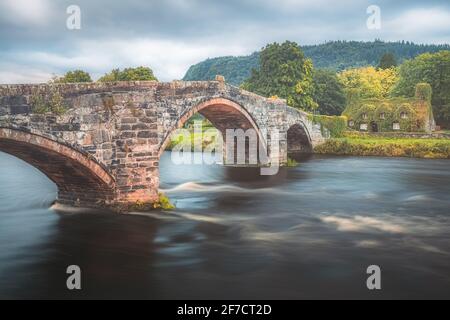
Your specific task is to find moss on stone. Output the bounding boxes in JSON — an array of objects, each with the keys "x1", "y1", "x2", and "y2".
[{"x1": 128, "y1": 193, "x2": 175, "y2": 212}]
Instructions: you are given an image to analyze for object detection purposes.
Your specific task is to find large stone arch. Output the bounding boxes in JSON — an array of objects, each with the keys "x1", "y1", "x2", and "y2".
[
  {"x1": 0, "y1": 128, "x2": 115, "y2": 207},
  {"x1": 158, "y1": 98, "x2": 268, "y2": 160}
]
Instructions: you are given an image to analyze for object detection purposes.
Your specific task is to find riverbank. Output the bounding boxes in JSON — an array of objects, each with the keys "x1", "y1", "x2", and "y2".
[{"x1": 315, "y1": 133, "x2": 450, "y2": 159}]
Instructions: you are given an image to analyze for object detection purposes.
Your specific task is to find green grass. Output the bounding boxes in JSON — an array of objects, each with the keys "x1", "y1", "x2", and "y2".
[
  {"x1": 315, "y1": 135, "x2": 450, "y2": 159},
  {"x1": 167, "y1": 129, "x2": 220, "y2": 151}
]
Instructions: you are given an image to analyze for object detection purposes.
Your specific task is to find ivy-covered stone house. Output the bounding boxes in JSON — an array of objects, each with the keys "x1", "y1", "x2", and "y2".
[{"x1": 342, "y1": 83, "x2": 436, "y2": 133}]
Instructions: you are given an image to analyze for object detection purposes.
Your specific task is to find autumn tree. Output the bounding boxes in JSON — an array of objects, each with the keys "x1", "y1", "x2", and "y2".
[
  {"x1": 338, "y1": 66, "x2": 399, "y2": 99},
  {"x1": 241, "y1": 41, "x2": 317, "y2": 111}
]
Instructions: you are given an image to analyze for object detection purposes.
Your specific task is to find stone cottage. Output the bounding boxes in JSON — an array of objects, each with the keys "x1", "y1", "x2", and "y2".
[{"x1": 343, "y1": 83, "x2": 436, "y2": 133}]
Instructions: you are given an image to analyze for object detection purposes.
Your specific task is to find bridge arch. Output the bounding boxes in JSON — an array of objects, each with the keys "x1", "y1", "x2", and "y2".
[
  {"x1": 287, "y1": 123, "x2": 313, "y2": 154},
  {"x1": 0, "y1": 128, "x2": 115, "y2": 207},
  {"x1": 158, "y1": 98, "x2": 268, "y2": 160}
]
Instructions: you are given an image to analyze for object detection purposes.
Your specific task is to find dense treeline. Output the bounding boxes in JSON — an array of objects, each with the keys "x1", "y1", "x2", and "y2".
[
  {"x1": 183, "y1": 40, "x2": 450, "y2": 85},
  {"x1": 183, "y1": 52, "x2": 259, "y2": 86},
  {"x1": 302, "y1": 40, "x2": 449, "y2": 71}
]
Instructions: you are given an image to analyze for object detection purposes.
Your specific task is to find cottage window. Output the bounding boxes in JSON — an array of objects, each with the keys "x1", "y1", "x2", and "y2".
[
  {"x1": 360, "y1": 123, "x2": 368, "y2": 131},
  {"x1": 379, "y1": 113, "x2": 385, "y2": 120},
  {"x1": 362, "y1": 113, "x2": 368, "y2": 120},
  {"x1": 400, "y1": 112, "x2": 408, "y2": 119},
  {"x1": 348, "y1": 120, "x2": 354, "y2": 127},
  {"x1": 393, "y1": 122, "x2": 400, "y2": 130}
]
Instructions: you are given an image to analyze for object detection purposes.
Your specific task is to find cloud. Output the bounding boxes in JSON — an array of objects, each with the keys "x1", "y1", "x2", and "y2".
[
  {"x1": 0, "y1": 0, "x2": 449, "y2": 83},
  {"x1": 0, "y1": 62, "x2": 53, "y2": 84},
  {"x1": 385, "y1": 8, "x2": 450, "y2": 39},
  {"x1": 0, "y1": 0, "x2": 53, "y2": 26},
  {"x1": 0, "y1": 38, "x2": 250, "y2": 83}
]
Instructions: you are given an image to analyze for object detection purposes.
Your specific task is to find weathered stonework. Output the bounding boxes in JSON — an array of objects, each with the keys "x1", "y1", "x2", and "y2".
[{"x1": 0, "y1": 80, "x2": 325, "y2": 209}]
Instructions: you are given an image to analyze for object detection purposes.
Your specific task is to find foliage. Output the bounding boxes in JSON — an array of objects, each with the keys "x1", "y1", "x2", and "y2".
[
  {"x1": 342, "y1": 86, "x2": 433, "y2": 133},
  {"x1": 391, "y1": 51, "x2": 450, "y2": 127},
  {"x1": 30, "y1": 87, "x2": 67, "y2": 115},
  {"x1": 315, "y1": 136, "x2": 450, "y2": 159},
  {"x1": 310, "y1": 115, "x2": 347, "y2": 138},
  {"x1": 415, "y1": 82, "x2": 432, "y2": 102},
  {"x1": 183, "y1": 52, "x2": 260, "y2": 86},
  {"x1": 129, "y1": 193, "x2": 175, "y2": 211},
  {"x1": 154, "y1": 193, "x2": 175, "y2": 210},
  {"x1": 166, "y1": 128, "x2": 220, "y2": 151},
  {"x1": 286, "y1": 157, "x2": 299, "y2": 167},
  {"x1": 98, "y1": 66, "x2": 158, "y2": 82},
  {"x1": 338, "y1": 66, "x2": 399, "y2": 99},
  {"x1": 378, "y1": 53, "x2": 397, "y2": 69},
  {"x1": 183, "y1": 40, "x2": 450, "y2": 85},
  {"x1": 312, "y1": 69, "x2": 346, "y2": 115},
  {"x1": 54, "y1": 70, "x2": 92, "y2": 83},
  {"x1": 241, "y1": 41, "x2": 317, "y2": 111}
]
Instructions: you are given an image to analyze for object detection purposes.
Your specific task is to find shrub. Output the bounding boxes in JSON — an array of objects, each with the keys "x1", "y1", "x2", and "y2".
[{"x1": 310, "y1": 115, "x2": 347, "y2": 138}]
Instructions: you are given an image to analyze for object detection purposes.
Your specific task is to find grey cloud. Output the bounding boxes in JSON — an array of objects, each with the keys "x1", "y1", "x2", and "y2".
[{"x1": 0, "y1": 0, "x2": 449, "y2": 83}]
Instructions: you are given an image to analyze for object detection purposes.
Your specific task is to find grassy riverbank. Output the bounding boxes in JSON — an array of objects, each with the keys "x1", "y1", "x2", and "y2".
[{"x1": 315, "y1": 133, "x2": 450, "y2": 159}]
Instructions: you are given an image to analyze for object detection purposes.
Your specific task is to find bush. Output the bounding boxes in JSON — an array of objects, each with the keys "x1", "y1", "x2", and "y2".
[
  {"x1": 55, "y1": 70, "x2": 92, "y2": 83},
  {"x1": 310, "y1": 115, "x2": 347, "y2": 137}
]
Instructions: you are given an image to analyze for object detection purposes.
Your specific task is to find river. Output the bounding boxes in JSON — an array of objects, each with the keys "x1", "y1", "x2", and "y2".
[{"x1": 0, "y1": 151, "x2": 449, "y2": 299}]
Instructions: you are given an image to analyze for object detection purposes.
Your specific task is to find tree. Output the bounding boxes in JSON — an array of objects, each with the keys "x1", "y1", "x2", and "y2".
[
  {"x1": 55, "y1": 70, "x2": 92, "y2": 83},
  {"x1": 338, "y1": 66, "x2": 399, "y2": 99},
  {"x1": 378, "y1": 52, "x2": 397, "y2": 69},
  {"x1": 98, "y1": 66, "x2": 158, "y2": 82},
  {"x1": 241, "y1": 41, "x2": 317, "y2": 111},
  {"x1": 391, "y1": 51, "x2": 450, "y2": 127},
  {"x1": 312, "y1": 69, "x2": 346, "y2": 115}
]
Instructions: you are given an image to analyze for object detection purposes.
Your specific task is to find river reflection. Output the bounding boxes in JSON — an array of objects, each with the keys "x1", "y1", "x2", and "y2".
[{"x1": 0, "y1": 151, "x2": 449, "y2": 299}]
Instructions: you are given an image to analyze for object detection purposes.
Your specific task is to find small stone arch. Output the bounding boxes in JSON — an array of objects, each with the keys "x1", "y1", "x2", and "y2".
[
  {"x1": 287, "y1": 123, "x2": 313, "y2": 154},
  {"x1": 0, "y1": 128, "x2": 115, "y2": 207}
]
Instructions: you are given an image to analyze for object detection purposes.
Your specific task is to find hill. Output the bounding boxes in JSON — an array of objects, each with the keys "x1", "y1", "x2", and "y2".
[
  {"x1": 183, "y1": 40, "x2": 450, "y2": 85},
  {"x1": 183, "y1": 52, "x2": 259, "y2": 86}
]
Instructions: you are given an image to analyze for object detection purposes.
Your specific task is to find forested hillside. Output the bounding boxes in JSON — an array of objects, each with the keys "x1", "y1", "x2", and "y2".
[
  {"x1": 183, "y1": 52, "x2": 259, "y2": 86},
  {"x1": 183, "y1": 40, "x2": 450, "y2": 85}
]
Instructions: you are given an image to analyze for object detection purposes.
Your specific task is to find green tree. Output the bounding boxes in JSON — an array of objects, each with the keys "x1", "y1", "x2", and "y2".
[
  {"x1": 392, "y1": 51, "x2": 450, "y2": 127},
  {"x1": 98, "y1": 66, "x2": 158, "y2": 82},
  {"x1": 378, "y1": 52, "x2": 397, "y2": 69},
  {"x1": 56, "y1": 70, "x2": 92, "y2": 83},
  {"x1": 241, "y1": 41, "x2": 317, "y2": 111},
  {"x1": 312, "y1": 69, "x2": 346, "y2": 115}
]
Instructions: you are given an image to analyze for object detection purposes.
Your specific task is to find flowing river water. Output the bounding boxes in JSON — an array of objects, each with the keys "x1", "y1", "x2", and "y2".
[{"x1": 0, "y1": 151, "x2": 449, "y2": 299}]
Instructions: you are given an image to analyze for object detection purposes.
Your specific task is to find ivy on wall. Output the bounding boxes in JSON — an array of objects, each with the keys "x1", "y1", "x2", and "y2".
[
  {"x1": 309, "y1": 114, "x2": 348, "y2": 138},
  {"x1": 342, "y1": 83, "x2": 433, "y2": 133}
]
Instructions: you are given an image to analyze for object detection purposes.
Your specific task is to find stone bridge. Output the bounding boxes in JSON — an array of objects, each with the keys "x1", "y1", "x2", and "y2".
[{"x1": 0, "y1": 79, "x2": 325, "y2": 210}]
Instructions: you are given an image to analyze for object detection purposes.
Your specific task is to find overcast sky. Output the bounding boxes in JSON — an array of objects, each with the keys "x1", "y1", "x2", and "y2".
[{"x1": 0, "y1": 0, "x2": 449, "y2": 83}]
